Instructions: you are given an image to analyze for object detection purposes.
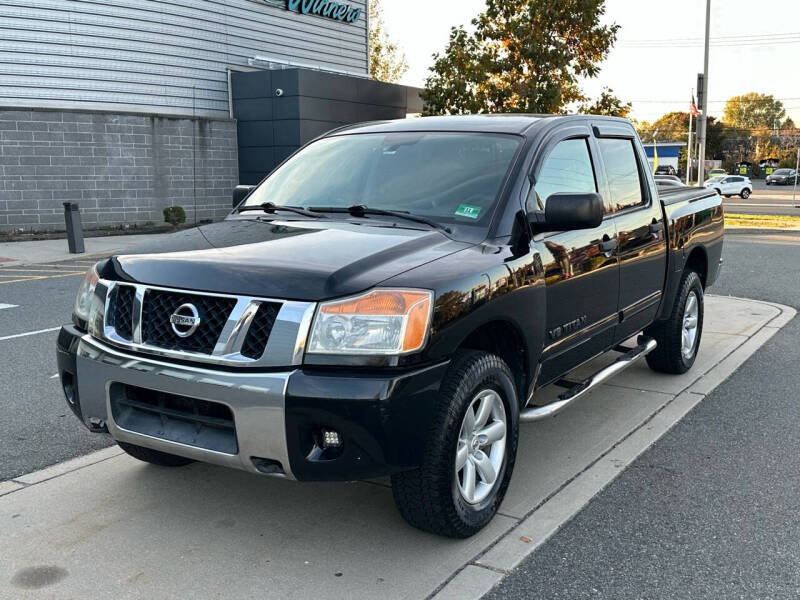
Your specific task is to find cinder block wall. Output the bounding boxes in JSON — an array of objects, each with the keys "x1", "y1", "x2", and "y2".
[{"x1": 0, "y1": 109, "x2": 238, "y2": 232}]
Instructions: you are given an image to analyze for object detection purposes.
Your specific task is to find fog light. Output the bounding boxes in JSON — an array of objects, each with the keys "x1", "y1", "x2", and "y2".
[{"x1": 322, "y1": 429, "x2": 341, "y2": 448}]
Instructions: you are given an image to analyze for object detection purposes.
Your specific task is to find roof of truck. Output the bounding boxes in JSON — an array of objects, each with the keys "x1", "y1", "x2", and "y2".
[{"x1": 330, "y1": 114, "x2": 631, "y2": 136}]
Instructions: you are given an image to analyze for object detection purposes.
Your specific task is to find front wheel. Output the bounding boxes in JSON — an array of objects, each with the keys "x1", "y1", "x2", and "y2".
[
  {"x1": 644, "y1": 270, "x2": 704, "y2": 374},
  {"x1": 740, "y1": 188, "x2": 751, "y2": 199},
  {"x1": 391, "y1": 350, "x2": 519, "y2": 538}
]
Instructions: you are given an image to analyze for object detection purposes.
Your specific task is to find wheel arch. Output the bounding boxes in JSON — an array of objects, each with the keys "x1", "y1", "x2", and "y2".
[
  {"x1": 455, "y1": 319, "x2": 531, "y2": 408},
  {"x1": 685, "y1": 246, "x2": 709, "y2": 288}
]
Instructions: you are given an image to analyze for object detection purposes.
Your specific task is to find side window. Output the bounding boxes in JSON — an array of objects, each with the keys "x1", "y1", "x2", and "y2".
[
  {"x1": 597, "y1": 138, "x2": 645, "y2": 213},
  {"x1": 531, "y1": 138, "x2": 596, "y2": 210}
]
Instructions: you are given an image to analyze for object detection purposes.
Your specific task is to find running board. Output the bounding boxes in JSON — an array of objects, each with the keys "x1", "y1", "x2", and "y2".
[{"x1": 520, "y1": 337, "x2": 657, "y2": 422}]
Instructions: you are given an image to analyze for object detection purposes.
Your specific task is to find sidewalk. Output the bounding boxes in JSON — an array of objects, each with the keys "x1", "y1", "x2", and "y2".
[
  {"x1": 0, "y1": 233, "x2": 171, "y2": 267},
  {"x1": 0, "y1": 296, "x2": 794, "y2": 600}
]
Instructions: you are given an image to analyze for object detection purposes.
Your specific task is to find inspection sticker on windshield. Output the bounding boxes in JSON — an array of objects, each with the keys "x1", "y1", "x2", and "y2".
[{"x1": 455, "y1": 204, "x2": 481, "y2": 219}]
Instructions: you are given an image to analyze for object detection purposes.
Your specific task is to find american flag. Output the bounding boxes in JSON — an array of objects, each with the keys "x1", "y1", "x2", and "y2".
[{"x1": 690, "y1": 96, "x2": 699, "y2": 117}]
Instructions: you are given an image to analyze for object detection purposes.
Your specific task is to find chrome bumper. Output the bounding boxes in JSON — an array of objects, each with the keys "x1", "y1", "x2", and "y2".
[{"x1": 73, "y1": 333, "x2": 296, "y2": 479}]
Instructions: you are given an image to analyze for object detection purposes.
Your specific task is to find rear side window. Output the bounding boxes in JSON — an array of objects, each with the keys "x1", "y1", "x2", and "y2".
[
  {"x1": 532, "y1": 138, "x2": 596, "y2": 209},
  {"x1": 597, "y1": 139, "x2": 645, "y2": 213}
]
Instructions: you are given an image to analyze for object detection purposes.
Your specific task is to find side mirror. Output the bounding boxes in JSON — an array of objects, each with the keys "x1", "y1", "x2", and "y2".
[
  {"x1": 528, "y1": 192, "x2": 604, "y2": 233},
  {"x1": 232, "y1": 185, "x2": 256, "y2": 208}
]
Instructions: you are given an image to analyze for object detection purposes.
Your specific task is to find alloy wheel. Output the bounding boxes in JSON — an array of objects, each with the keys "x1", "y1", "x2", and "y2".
[
  {"x1": 682, "y1": 291, "x2": 700, "y2": 359},
  {"x1": 455, "y1": 389, "x2": 507, "y2": 504}
]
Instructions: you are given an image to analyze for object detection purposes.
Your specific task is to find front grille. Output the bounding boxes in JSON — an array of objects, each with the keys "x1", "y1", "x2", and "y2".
[
  {"x1": 241, "y1": 302, "x2": 280, "y2": 359},
  {"x1": 141, "y1": 290, "x2": 236, "y2": 354},
  {"x1": 108, "y1": 285, "x2": 136, "y2": 340},
  {"x1": 110, "y1": 383, "x2": 238, "y2": 454}
]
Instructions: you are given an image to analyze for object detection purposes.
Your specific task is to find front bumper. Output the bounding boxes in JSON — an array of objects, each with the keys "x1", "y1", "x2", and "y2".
[{"x1": 57, "y1": 325, "x2": 449, "y2": 481}]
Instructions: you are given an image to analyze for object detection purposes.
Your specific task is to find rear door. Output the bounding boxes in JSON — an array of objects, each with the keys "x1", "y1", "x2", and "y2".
[
  {"x1": 593, "y1": 124, "x2": 667, "y2": 341},
  {"x1": 529, "y1": 125, "x2": 621, "y2": 384},
  {"x1": 720, "y1": 176, "x2": 737, "y2": 194}
]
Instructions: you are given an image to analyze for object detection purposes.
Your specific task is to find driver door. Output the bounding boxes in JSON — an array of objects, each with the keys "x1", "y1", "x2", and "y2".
[{"x1": 530, "y1": 130, "x2": 620, "y2": 385}]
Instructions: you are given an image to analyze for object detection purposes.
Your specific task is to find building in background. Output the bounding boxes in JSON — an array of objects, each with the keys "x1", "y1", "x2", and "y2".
[
  {"x1": 642, "y1": 142, "x2": 686, "y2": 174},
  {"x1": 0, "y1": 0, "x2": 421, "y2": 232}
]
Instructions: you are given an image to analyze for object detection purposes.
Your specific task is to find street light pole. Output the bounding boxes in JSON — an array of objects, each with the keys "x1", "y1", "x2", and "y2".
[{"x1": 697, "y1": 0, "x2": 711, "y2": 185}]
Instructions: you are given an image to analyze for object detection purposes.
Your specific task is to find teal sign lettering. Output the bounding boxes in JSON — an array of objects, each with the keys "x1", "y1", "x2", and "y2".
[{"x1": 285, "y1": 0, "x2": 362, "y2": 24}]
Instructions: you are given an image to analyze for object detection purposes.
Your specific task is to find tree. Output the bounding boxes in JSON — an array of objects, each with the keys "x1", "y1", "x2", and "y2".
[
  {"x1": 637, "y1": 111, "x2": 690, "y2": 142},
  {"x1": 423, "y1": 0, "x2": 619, "y2": 115},
  {"x1": 368, "y1": 0, "x2": 408, "y2": 83},
  {"x1": 723, "y1": 92, "x2": 787, "y2": 130},
  {"x1": 637, "y1": 111, "x2": 732, "y2": 164},
  {"x1": 579, "y1": 87, "x2": 630, "y2": 117}
]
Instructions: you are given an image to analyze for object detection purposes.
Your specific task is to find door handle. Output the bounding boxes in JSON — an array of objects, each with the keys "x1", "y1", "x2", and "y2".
[
  {"x1": 598, "y1": 236, "x2": 618, "y2": 254},
  {"x1": 649, "y1": 220, "x2": 664, "y2": 235}
]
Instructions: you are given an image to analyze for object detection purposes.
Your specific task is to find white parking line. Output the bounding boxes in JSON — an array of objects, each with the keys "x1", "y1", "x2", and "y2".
[
  {"x1": 0, "y1": 326, "x2": 61, "y2": 342},
  {"x1": 0, "y1": 303, "x2": 19, "y2": 310},
  {"x1": 726, "y1": 202, "x2": 798, "y2": 207}
]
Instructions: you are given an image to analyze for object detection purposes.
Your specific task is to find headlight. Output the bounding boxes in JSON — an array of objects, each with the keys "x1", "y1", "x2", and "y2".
[
  {"x1": 72, "y1": 264, "x2": 101, "y2": 327},
  {"x1": 307, "y1": 289, "x2": 433, "y2": 355}
]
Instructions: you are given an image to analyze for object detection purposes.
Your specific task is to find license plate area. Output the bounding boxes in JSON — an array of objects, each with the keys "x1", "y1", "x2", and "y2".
[{"x1": 109, "y1": 383, "x2": 238, "y2": 455}]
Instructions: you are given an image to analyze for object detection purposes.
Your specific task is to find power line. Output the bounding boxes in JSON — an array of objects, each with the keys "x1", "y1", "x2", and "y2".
[
  {"x1": 619, "y1": 31, "x2": 800, "y2": 43},
  {"x1": 618, "y1": 31, "x2": 800, "y2": 48},
  {"x1": 629, "y1": 98, "x2": 800, "y2": 104}
]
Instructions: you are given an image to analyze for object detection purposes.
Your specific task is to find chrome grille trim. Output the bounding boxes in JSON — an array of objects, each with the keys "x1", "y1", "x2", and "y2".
[{"x1": 96, "y1": 281, "x2": 316, "y2": 368}]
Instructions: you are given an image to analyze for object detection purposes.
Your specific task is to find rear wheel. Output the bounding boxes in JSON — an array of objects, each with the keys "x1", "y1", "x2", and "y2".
[
  {"x1": 391, "y1": 350, "x2": 519, "y2": 538},
  {"x1": 740, "y1": 188, "x2": 751, "y2": 199},
  {"x1": 118, "y1": 442, "x2": 194, "y2": 467},
  {"x1": 644, "y1": 270, "x2": 704, "y2": 374}
]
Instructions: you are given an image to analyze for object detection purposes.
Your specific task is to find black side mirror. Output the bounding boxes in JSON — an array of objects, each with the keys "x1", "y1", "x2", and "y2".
[
  {"x1": 528, "y1": 192, "x2": 604, "y2": 233},
  {"x1": 232, "y1": 185, "x2": 256, "y2": 208}
]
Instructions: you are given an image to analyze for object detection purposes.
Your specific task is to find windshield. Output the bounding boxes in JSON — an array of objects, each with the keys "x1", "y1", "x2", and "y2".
[
  {"x1": 773, "y1": 169, "x2": 791, "y2": 175},
  {"x1": 241, "y1": 132, "x2": 521, "y2": 227}
]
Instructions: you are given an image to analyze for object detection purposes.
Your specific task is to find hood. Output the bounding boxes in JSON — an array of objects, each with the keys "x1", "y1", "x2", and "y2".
[{"x1": 103, "y1": 217, "x2": 472, "y2": 300}]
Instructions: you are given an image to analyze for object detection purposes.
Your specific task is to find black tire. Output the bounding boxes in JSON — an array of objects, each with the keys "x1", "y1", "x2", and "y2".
[
  {"x1": 391, "y1": 350, "x2": 519, "y2": 538},
  {"x1": 740, "y1": 188, "x2": 750, "y2": 199},
  {"x1": 644, "y1": 270, "x2": 704, "y2": 374},
  {"x1": 724, "y1": 194, "x2": 732, "y2": 198},
  {"x1": 117, "y1": 441, "x2": 194, "y2": 467}
]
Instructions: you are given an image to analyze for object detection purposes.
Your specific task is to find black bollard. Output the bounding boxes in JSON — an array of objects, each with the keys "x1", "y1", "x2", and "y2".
[{"x1": 63, "y1": 202, "x2": 85, "y2": 254}]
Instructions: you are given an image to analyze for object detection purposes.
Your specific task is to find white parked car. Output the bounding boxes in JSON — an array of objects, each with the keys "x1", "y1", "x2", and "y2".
[{"x1": 704, "y1": 175, "x2": 752, "y2": 199}]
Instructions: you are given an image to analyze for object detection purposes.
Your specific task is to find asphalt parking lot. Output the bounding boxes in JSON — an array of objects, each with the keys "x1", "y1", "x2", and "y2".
[
  {"x1": 722, "y1": 178, "x2": 800, "y2": 216},
  {"x1": 0, "y1": 230, "x2": 797, "y2": 599}
]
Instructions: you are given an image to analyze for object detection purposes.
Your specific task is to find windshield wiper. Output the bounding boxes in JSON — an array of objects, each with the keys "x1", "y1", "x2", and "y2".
[
  {"x1": 238, "y1": 202, "x2": 325, "y2": 219},
  {"x1": 309, "y1": 205, "x2": 452, "y2": 234}
]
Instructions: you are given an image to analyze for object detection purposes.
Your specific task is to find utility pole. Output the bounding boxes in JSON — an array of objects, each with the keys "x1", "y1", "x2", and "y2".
[
  {"x1": 687, "y1": 91, "x2": 694, "y2": 185},
  {"x1": 793, "y1": 147, "x2": 799, "y2": 208},
  {"x1": 697, "y1": 0, "x2": 711, "y2": 185}
]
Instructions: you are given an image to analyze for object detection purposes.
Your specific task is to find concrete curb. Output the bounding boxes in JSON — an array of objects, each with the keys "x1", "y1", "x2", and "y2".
[
  {"x1": 7, "y1": 446, "x2": 122, "y2": 488},
  {"x1": 429, "y1": 296, "x2": 795, "y2": 600}
]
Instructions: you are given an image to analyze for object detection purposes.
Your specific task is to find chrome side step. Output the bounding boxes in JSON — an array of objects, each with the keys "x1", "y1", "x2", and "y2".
[{"x1": 520, "y1": 337, "x2": 657, "y2": 422}]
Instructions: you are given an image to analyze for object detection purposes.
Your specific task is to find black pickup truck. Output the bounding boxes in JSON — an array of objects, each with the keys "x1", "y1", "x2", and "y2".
[{"x1": 58, "y1": 115, "x2": 723, "y2": 538}]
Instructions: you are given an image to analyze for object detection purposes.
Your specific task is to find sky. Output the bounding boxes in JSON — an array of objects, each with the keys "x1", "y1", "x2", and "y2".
[{"x1": 380, "y1": 0, "x2": 800, "y2": 125}]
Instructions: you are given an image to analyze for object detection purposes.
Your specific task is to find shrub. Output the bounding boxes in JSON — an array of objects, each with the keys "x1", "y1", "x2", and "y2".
[{"x1": 163, "y1": 206, "x2": 186, "y2": 226}]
